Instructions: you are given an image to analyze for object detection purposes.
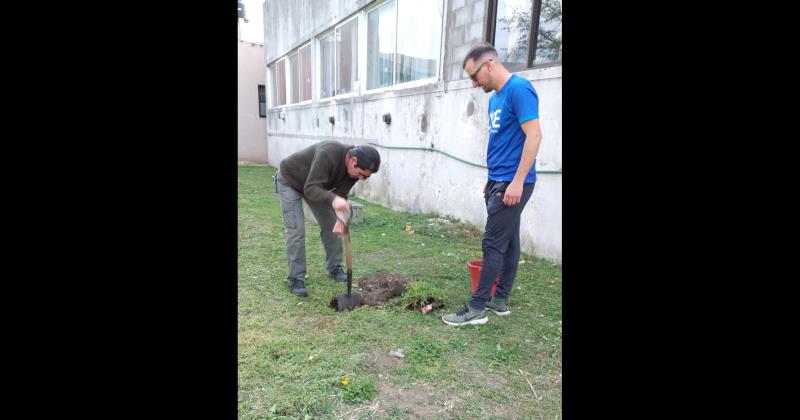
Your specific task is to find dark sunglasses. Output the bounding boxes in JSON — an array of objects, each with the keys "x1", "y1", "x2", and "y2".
[{"x1": 469, "y1": 59, "x2": 492, "y2": 81}]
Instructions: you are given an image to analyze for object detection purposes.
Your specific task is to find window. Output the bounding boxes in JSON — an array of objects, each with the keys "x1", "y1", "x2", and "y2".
[
  {"x1": 258, "y1": 85, "x2": 266, "y2": 117},
  {"x1": 288, "y1": 52, "x2": 299, "y2": 104},
  {"x1": 319, "y1": 16, "x2": 359, "y2": 99},
  {"x1": 275, "y1": 59, "x2": 287, "y2": 106},
  {"x1": 488, "y1": 0, "x2": 561, "y2": 71},
  {"x1": 336, "y1": 18, "x2": 359, "y2": 96},
  {"x1": 367, "y1": 1, "x2": 395, "y2": 90},
  {"x1": 396, "y1": 0, "x2": 442, "y2": 83},
  {"x1": 367, "y1": 0, "x2": 442, "y2": 90},
  {"x1": 319, "y1": 33, "x2": 335, "y2": 98},
  {"x1": 299, "y1": 44, "x2": 312, "y2": 102},
  {"x1": 270, "y1": 43, "x2": 311, "y2": 107}
]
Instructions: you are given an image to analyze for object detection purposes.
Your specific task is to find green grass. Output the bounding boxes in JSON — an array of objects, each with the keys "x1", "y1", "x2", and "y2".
[{"x1": 239, "y1": 165, "x2": 562, "y2": 419}]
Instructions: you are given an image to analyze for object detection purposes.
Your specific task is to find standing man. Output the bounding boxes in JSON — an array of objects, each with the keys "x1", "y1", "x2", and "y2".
[
  {"x1": 443, "y1": 42, "x2": 543, "y2": 326},
  {"x1": 275, "y1": 141, "x2": 381, "y2": 297}
]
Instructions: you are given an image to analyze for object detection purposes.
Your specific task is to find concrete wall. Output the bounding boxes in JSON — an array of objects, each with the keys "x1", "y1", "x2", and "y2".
[
  {"x1": 238, "y1": 40, "x2": 268, "y2": 163},
  {"x1": 263, "y1": 0, "x2": 562, "y2": 263},
  {"x1": 444, "y1": 0, "x2": 488, "y2": 82}
]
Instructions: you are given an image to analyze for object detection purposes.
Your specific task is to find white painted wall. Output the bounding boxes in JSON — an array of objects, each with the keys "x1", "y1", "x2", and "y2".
[{"x1": 238, "y1": 41, "x2": 268, "y2": 163}]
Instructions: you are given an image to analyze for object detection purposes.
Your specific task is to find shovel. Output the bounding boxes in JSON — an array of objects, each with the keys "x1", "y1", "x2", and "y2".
[{"x1": 330, "y1": 207, "x2": 363, "y2": 311}]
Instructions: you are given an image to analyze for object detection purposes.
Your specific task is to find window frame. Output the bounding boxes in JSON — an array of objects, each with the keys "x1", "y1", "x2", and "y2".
[
  {"x1": 273, "y1": 57, "x2": 287, "y2": 107},
  {"x1": 267, "y1": 63, "x2": 277, "y2": 108},
  {"x1": 317, "y1": 13, "x2": 362, "y2": 103},
  {"x1": 287, "y1": 50, "x2": 299, "y2": 104},
  {"x1": 485, "y1": 0, "x2": 561, "y2": 71},
  {"x1": 297, "y1": 42, "x2": 313, "y2": 104}
]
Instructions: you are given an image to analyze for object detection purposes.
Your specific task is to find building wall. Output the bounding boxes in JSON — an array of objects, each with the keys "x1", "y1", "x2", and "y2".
[
  {"x1": 263, "y1": 0, "x2": 562, "y2": 263},
  {"x1": 238, "y1": 40, "x2": 268, "y2": 163},
  {"x1": 264, "y1": 0, "x2": 373, "y2": 64}
]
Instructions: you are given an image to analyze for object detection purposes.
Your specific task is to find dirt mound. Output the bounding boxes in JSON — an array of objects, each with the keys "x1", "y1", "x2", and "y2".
[{"x1": 356, "y1": 272, "x2": 414, "y2": 307}]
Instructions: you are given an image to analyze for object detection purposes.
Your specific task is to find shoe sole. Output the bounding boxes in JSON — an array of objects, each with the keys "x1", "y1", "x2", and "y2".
[
  {"x1": 442, "y1": 316, "x2": 488, "y2": 326},
  {"x1": 487, "y1": 308, "x2": 511, "y2": 316}
]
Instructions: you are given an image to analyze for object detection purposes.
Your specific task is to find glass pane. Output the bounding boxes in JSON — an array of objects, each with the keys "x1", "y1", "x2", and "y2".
[
  {"x1": 534, "y1": 0, "x2": 561, "y2": 65},
  {"x1": 396, "y1": 0, "x2": 442, "y2": 83},
  {"x1": 336, "y1": 18, "x2": 358, "y2": 95},
  {"x1": 276, "y1": 60, "x2": 286, "y2": 105},
  {"x1": 320, "y1": 33, "x2": 335, "y2": 99},
  {"x1": 367, "y1": 0, "x2": 395, "y2": 90},
  {"x1": 299, "y1": 45, "x2": 312, "y2": 101},
  {"x1": 288, "y1": 53, "x2": 299, "y2": 104},
  {"x1": 494, "y1": 0, "x2": 533, "y2": 72},
  {"x1": 268, "y1": 65, "x2": 277, "y2": 107},
  {"x1": 259, "y1": 102, "x2": 267, "y2": 117},
  {"x1": 258, "y1": 85, "x2": 265, "y2": 102}
]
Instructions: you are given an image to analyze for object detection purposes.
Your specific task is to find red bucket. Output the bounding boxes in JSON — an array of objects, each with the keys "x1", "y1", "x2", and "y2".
[{"x1": 467, "y1": 259, "x2": 498, "y2": 295}]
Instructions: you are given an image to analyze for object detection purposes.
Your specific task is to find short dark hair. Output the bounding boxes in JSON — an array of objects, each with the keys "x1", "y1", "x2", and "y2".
[
  {"x1": 462, "y1": 42, "x2": 498, "y2": 69},
  {"x1": 349, "y1": 145, "x2": 381, "y2": 172}
]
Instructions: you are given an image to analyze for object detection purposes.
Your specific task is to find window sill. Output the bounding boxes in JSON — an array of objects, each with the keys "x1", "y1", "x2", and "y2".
[
  {"x1": 363, "y1": 77, "x2": 438, "y2": 95},
  {"x1": 317, "y1": 91, "x2": 360, "y2": 103}
]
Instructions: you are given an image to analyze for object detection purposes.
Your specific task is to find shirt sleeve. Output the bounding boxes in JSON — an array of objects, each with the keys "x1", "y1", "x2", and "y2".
[
  {"x1": 303, "y1": 147, "x2": 338, "y2": 204},
  {"x1": 511, "y1": 81, "x2": 539, "y2": 124}
]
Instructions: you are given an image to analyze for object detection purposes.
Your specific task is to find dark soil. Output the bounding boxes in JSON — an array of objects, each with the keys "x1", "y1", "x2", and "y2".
[{"x1": 356, "y1": 272, "x2": 414, "y2": 307}]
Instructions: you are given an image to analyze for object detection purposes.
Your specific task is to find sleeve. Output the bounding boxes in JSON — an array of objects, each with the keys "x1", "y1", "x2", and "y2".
[
  {"x1": 303, "y1": 146, "x2": 338, "y2": 204},
  {"x1": 511, "y1": 81, "x2": 539, "y2": 125}
]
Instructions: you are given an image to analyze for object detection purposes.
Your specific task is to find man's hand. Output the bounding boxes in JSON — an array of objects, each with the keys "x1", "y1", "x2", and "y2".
[
  {"x1": 331, "y1": 196, "x2": 350, "y2": 212},
  {"x1": 333, "y1": 220, "x2": 344, "y2": 238},
  {"x1": 503, "y1": 181, "x2": 523, "y2": 206}
]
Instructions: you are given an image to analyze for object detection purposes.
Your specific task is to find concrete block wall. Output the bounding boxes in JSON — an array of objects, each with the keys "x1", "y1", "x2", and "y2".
[{"x1": 445, "y1": 0, "x2": 487, "y2": 82}]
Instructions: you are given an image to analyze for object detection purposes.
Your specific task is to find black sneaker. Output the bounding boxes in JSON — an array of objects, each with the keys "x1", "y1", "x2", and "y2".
[
  {"x1": 329, "y1": 265, "x2": 347, "y2": 282},
  {"x1": 289, "y1": 278, "x2": 308, "y2": 297}
]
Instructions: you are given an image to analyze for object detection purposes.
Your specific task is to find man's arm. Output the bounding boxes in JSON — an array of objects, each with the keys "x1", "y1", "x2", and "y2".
[
  {"x1": 303, "y1": 149, "x2": 339, "y2": 204},
  {"x1": 504, "y1": 118, "x2": 542, "y2": 206}
]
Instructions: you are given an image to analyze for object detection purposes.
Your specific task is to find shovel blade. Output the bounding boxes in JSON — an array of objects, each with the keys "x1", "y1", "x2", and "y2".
[{"x1": 330, "y1": 293, "x2": 363, "y2": 312}]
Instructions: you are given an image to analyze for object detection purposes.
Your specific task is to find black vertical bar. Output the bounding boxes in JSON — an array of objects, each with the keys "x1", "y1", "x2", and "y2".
[
  {"x1": 528, "y1": 0, "x2": 542, "y2": 68},
  {"x1": 485, "y1": 0, "x2": 498, "y2": 44}
]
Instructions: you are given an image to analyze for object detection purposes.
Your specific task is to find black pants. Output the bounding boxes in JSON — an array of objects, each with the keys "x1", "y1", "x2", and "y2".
[{"x1": 469, "y1": 180, "x2": 535, "y2": 310}]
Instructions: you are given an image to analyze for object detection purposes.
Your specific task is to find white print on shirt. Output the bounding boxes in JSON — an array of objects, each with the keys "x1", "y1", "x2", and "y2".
[{"x1": 490, "y1": 109, "x2": 502, "y2": 129}]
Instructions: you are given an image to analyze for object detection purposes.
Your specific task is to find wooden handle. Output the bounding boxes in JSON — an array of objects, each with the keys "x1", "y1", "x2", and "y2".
[{"x1": 343, "y1": 226, "x2": 352, "y2": 272}]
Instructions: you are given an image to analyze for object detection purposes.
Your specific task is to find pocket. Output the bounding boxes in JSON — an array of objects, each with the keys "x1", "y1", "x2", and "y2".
[
  {"x1": 486, "y1": 182, "x2": 507, "y2": 216},
  {"x1": 282, "y1": 209, "x2": 297, "y2": 229}
]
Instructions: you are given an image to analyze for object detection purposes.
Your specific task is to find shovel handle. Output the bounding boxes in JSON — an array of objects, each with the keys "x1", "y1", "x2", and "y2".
[
  {"x1": 343, "y1": 228, "x2": 352, "y2": 272},
  {"x1": 337, "y1": 207, "x2": 354, "y2": 296}
]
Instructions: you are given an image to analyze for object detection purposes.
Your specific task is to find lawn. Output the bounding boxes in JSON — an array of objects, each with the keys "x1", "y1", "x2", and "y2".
[{"x1": 238, "y1": 165, "x2": 562, "y2": 419}]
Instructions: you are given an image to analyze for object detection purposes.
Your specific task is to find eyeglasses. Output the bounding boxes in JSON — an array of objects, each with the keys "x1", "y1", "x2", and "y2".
[{"x1": 469, "y1": 59, "x2": 492, "y2": 81}]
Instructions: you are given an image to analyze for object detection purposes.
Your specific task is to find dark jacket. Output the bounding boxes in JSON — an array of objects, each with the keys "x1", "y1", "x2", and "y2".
[{"x1": 279, "y1": 141, "x2": 356, "y2": 204}]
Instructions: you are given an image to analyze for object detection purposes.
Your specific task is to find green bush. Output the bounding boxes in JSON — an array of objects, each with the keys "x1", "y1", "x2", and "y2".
[{"x1": 398, "y1": 281, "x2": 448, "y2": 309}]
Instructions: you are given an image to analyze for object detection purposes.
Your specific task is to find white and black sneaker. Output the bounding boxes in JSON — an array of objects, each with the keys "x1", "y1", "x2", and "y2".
[{"x1": 442, "y1": 304, "x2": 488, "y2": 326}]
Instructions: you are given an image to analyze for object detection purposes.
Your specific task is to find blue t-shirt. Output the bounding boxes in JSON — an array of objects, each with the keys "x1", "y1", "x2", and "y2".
[{"x1": 487, "y1": 74, "x2": 539, "y2": 184}]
